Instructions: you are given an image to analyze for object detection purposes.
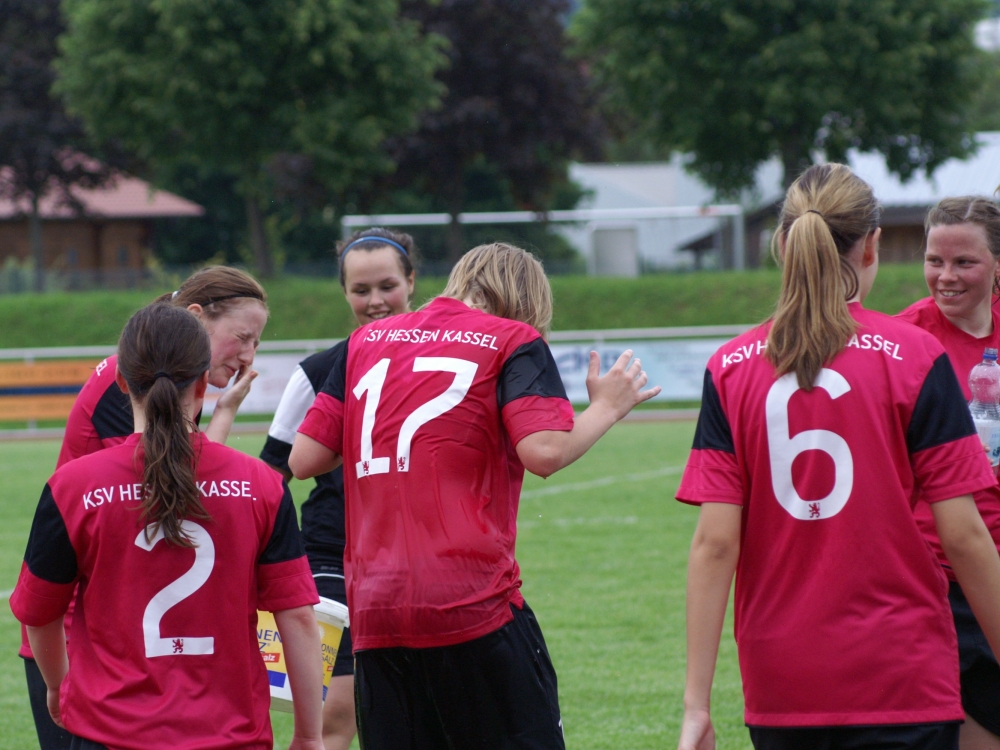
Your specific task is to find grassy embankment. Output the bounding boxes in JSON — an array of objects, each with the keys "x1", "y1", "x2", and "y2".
[{"x1": 0, "y1": 263, "x2": 929, "y2": 348}]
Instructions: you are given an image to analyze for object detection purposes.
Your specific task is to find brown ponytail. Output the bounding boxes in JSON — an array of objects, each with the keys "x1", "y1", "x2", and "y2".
[
  {"x1": 154, "y1": 265, "x2": 268, "y2": 321},
  {"x1": 767, "y1": 164, "x2": 881, "y2": 389},
  {"x1": 117, "y1": 304, "x2": 212, "y2": 547}
]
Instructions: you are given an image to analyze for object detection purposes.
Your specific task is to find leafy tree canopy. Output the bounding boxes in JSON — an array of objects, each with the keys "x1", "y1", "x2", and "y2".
[
  {"x1": 0, "y1": 0, "x2": 126, "y2": 289},
  {"x1": 380, "y1": 0, "x2": 603, "y2": 259},
  {"x1": 573, "y1": 0, "x2": 990, "y2": 191},
  {"x1": 970, "y1": 50, "x2": 1000, "y2": 131},
  {"x1": 55, "y1": 0, "x2": 445, "y2": 274}
]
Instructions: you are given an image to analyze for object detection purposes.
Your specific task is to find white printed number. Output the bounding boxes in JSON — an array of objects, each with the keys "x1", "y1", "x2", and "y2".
[
  {"x1": 134, "y1": 521, "x2": 215, "y2": 657},
  {"x1": 765, "y1": 370, "x2": 854, "y2": 521},
  {"x1": 354, "y1": 357, "x2": 478, "y2": 478}
]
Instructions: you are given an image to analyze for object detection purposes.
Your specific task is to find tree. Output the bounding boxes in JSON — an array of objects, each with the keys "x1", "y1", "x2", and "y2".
[
  {"x1": 56, "y1": 0, "x2": 444, "y2": 276},
  {"x1": 380, "y1": 0, "x2": 604, "y2": 260},
  {"x1": 0, "y1": 0, "x2": 123, "y2": 291},
  {"x1": 970, "y1": 51, "x2": 1000, "y2": 131},
  {"x1": 573, "y1": 0, "x2": 990, "y2": 192}
]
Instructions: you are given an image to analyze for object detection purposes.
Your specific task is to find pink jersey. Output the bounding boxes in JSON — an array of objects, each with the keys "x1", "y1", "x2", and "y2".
[
  {"x1": 897, "y1": 296, "x2": 1000, "y2": 578},
  {"x1": 21, "y1": 355, "x2": 133, "y2": 659},
  {"x1": 299, "y1": 297, "x2": 575, "y2": 650},
  {"x1": 10, "y1": 432, "x2": 318, "y2": 750},
  {"x1": 677, "y1": 304, "x2": 996, "y2": 727},
  {"x1": 57, "y1": 354, "x2": 133, "y2": 468}
]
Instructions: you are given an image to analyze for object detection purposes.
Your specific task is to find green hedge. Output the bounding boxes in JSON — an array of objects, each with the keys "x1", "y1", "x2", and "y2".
[{"x1": 0, "y1": 264, "x2": 930, "y2": 348}]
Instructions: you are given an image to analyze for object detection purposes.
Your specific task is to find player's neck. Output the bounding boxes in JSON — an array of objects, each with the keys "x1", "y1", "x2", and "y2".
[
  {"x1": 129, "y1": 395, "x2": 202, "y2": 434},
  {"x1": 945, "y1": 305, "x2": 994, "y2": 339}
]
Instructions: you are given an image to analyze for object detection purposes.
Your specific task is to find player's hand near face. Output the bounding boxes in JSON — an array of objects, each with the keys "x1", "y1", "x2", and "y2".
[
  {"x1": 215, "y1": 365, "x2": 258, "y2": 413},
  {"x1": 204, "y1": 365, "x2": 258, "y2": 445}
]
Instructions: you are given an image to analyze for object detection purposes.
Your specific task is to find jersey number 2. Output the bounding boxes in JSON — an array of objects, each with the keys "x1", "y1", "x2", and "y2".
[
  {"x1": 135, "y1": 521, "x2": 215, "y2": 657},
  {"x1": 765, "y1": 369, "x2": 854, "y2": 521},
  {"x1": 353, "y1": 357, "x2": 478, "y2": 478}
]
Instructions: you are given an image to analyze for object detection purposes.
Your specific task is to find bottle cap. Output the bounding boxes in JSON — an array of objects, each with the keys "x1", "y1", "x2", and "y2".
[{"x1": 986, "y1": 348, "x2": 999, "y2": 361}]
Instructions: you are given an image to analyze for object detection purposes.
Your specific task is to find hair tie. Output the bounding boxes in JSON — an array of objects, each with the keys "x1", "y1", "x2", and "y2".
[
  {"x1": 342, "y1": 236, "x2": 409, "y2": 257},
  {"x1": 153, "y1": 372, "x2": 172, "y2": 381},
  {"x1": 806, "y1": 209, "x2": 826, "y2": 220}
]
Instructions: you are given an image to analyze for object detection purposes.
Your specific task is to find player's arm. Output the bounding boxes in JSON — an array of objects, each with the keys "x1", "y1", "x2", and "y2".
[
  {"x1": 263, "y1": 366, "x2": 322, "y2": 482},
  {"x1": 679, "y1": 502, "x2": 741, "y2": 750},
  {"x1": 933, "y1": 494, "x2": 1000, "y2": 662},
  {"x1": 274, "y1": 605, "x2": 325, "y2": 750},
  {"x1": 26, "y1": 618, "x2": 68, "y2": 728},
  {"x1": 204, "y1": 366, "x2": 258, "y2": 444},
  {"x1": 515, "y1": 350, "x2": 661, "y2": 478},
  {"x1": 289, "y1": 434, "x2": 343, "y2": 479}
]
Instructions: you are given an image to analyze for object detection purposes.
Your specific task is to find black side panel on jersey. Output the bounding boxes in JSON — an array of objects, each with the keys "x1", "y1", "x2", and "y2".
[
  {"x1": 91, "y1": 383, "x2": 133, "y2": 440},
  {"x1": 259, "y1": 484, "x2": 307, "y2": 565},
  {"x1": 318, "y1": 336, "x2": 350, "y2": 401},
  {"x1": 302, "y1": 341, "x2": 346, "y2": 392},
  {"x1": 299, "y1": 466, "x2": 347, "y2": 565},
  {"x1": 692, "y1": 369, "x2": 735, "y2": 453},
  {"x1": 24, "y1": 485, "x2": 78, "y2": 584},
  {"x1": 498, "y1": 338, "x2": 569, "y2": 408},
  {"x1": 908, "y1": 353, "x2": 977, "y2": 453},
  {"x1": 260, "y1": 436, "x2": 292, "y2": 473}
]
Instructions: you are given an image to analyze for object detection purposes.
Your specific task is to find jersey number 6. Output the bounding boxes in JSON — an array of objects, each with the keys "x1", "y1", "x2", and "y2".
[
  {"x1": 135, "y1": 521, "x2": 215, "y2": 658},
  {"x1": 353, "y1": 357, "x2": 479, "y2": 478},
  {"x1": 765, "y1": 369, "x2": 854, "y2": 521}
]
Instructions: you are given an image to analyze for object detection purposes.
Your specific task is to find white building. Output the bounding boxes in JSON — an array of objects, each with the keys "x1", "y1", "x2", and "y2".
[{"x1": 563, "y1": 132, "x2": 1000, "y2": 272}]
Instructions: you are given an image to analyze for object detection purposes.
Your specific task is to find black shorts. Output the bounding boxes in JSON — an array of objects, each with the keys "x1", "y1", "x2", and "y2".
[
  {"x1": 312, "y1": 564, "x2": 354, "y2": 677},
  {"x1": 748, "y1": 722, "x2": 960, "y2": 750},
  {"x1": 68, "y1": 738, "x2": 107, "y2": 750},
  {"x1": 355, "y1": 601, "x2": 565, "y2": 750},
  {"x1": 23, "y1": 656, "x2": 74, "y2": 750},
  {"x1": 949, "y1": 581, "x2": 1000, "y2": 735}
]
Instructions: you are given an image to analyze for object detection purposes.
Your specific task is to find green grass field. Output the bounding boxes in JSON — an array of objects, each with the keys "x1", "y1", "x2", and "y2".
[{"x1": 0, "y1": 421, "x2": 752, "y2": 750}]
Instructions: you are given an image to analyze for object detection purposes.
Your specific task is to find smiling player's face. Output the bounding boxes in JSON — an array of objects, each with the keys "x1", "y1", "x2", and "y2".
[
  {"x1": 342, "y1": 246, "x2": 414, "y2": 326},
  {"x1": 925, "y1": 223, "x2": 998, "y2": 324},
  {"x1": 198, "y1": 300, "x2": 268, "y2": 388}
]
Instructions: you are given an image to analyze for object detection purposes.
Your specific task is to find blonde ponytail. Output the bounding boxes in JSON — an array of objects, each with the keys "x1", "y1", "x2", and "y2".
[{"x1": 767, "y1": 164, "x2": 880, "y2": 389}]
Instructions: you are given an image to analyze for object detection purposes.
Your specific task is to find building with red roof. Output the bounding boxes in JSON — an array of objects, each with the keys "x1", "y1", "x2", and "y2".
[{"x1": 0, "y1": 169, "x2": 202, "y2": 283}]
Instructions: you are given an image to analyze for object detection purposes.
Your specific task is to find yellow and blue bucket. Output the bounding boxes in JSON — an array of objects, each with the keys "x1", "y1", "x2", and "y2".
[{"x1": 257, "y1": 597, "x2": 350, "y2": 712}]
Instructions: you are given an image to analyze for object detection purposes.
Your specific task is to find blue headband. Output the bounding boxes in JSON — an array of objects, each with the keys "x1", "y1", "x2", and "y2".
[{"x1": 342, "y1": 236, "x2": 409, "y2": 257}]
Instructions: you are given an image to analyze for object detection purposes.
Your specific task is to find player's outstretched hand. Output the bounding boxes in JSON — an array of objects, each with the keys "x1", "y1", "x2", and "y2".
[
  {"x1": 215, "y1": 365, "x2": 258, "y2": 413},
  {"x1": 585, "y1": 349, "x2": 661, "y2": 421},
  {"x1": 47, "y1": 686, "x2": 63, "y2": 728},
  {"x1": 677, "y1": 707, "x2": 714, "y2": 750}
]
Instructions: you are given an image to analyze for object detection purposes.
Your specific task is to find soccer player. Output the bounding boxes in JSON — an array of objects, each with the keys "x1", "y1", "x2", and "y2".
[
  {"x1": 260, "y1": 228, "x2": 416, "y2": 750},
  {"x1": 288, "y1": 242, "x2": 660, "y2": 749},
  {"x1": 677, "y1": 165, "x2": 1000, "y2": 750},
  {"x1": 897, "y1": 197, "x2": 1000, "y2": 749},
  {"x1": 10, "y1": 303, "x2": 323, "y2": 750},
  {"x1": 19, "y1": 265, "x2": 269, "y2": 750}
]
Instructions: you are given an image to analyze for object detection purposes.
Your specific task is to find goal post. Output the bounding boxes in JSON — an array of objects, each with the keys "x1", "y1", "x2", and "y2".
[{"x1": 341, "y1": 205, "x2": 747, "y2": 274}]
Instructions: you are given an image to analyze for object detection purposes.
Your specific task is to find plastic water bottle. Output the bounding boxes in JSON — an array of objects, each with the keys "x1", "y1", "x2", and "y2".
[{"x1": 969, "y1": 347, "x2": 1000, "y2": 467}]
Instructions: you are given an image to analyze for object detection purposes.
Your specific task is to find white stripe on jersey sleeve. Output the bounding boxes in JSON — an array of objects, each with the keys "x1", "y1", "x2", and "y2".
[{"x1": 267, "y1": 365, "x2": 318, "y2": 445}]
